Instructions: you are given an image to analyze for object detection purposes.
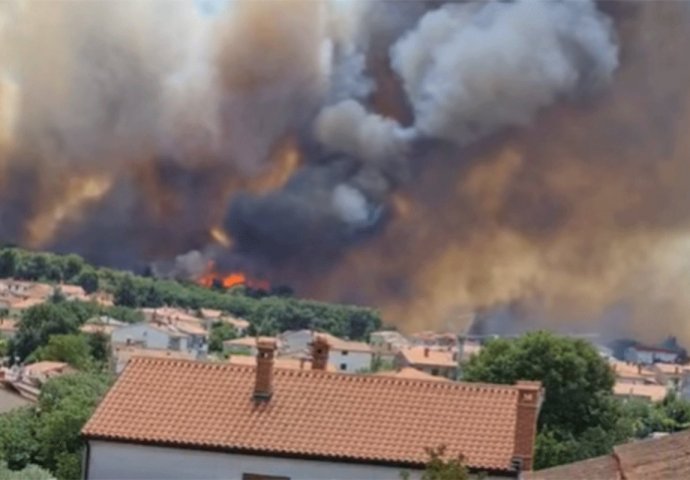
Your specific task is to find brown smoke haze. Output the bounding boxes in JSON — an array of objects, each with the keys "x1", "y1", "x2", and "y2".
[{"x1": 1, "y1": 1, "x2": 690, "y2": 342}]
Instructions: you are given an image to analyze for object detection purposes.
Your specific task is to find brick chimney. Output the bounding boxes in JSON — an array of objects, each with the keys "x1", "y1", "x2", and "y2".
[
  {"x1": 254, "y1": 338, "x2": 277, "y2": 402},
  {"x1": 423, "y1": 347, "x2": 430, "y2": 358},
  {"x1": 512, "y1": 380, "x2": 542, "y2": 472},
  {"x1": 311, "y1": 334, "x2": 330, "y2": 371}
]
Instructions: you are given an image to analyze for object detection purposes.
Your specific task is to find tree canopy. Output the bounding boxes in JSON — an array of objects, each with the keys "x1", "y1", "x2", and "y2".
[{"x1": 462, "y1": 331, "x2": 628, "y2": 469}]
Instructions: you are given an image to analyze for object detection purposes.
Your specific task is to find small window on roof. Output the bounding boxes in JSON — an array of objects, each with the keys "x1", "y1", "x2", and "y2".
[{"x1": 340, "y1": 363, "x2": 347, "y2": 371}]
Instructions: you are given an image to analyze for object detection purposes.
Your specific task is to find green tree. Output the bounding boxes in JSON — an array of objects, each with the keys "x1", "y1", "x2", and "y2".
[
  {"x1": 462, "y1": 331, "x2": 625, "y2": 469},
  {"x1": 0, "y1": 461, "x2": 55, "y2": 480},
  {"x1": 0, "y1": 407, "x2": 40, "y2": 470},
  {"x1": 10, "y1": 304, "x2": 82, "y2": 362},
  {"x1": 401, "y1": 446, "x2": 470, "y2": 480},
  {"x1": 35, "y1": 372, "x2": 112, "y2": 480},
  {"x1": 0, "y1": 248, "x2": 18, "y2": 278},
  {"x1": 209, "y1": 322, "x2": 237, "y2": 353},
  {"x1": 86, "y1": 331, "x2": 111, "y2": 365},
  {"x1": 75, "y1": 267, "x2": 99, "y2": 294},
  {"x1": 114, "y1": 275, "x2": 139, "y2": 308},
  {"x1": 29, "y1": 334, "x2": 94, "y2": 371}
]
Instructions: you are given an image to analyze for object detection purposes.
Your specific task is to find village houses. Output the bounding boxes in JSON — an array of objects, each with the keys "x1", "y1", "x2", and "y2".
[{"x1": 82, "y1": 336, "x2": 543, "y2": 479}]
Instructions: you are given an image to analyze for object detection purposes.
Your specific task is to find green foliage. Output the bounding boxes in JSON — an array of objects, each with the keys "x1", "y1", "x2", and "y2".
[
  {"x1": 620, "y1": 393, "x2": 690, "y2": 439},
  {"x1": 86, "y1": 331, "x2": 111, "y2": 365},
  {"x1": 462, "y1": 331, "x2": 625, "y2": 469},
  {"x1": 34, "y1": 372, "x2": 113, "y2": 479},
  {"x1": 0, "y1": 247, "x2": 383, "y2": 341},
  {"x1": 99, "y1": 305, "x2": 143, "y2": 324},
  {"x1": 9, "y1": 304, "x2": 83, "y2": 362},
  {"x1": 0, "y1": 462, "x2": 55, "y2": 480},
  {"x1": 0, "y1": 407, "x2": 40, "y2": 470},
  {"x1": 113, "y1": 275, "x2": 139, "y2": 308},
  {"x1": 75, "y1": 267, "x2": 99, "y2": 294},
  {"x1": 29, "y1": 334, "x2": 94, "y2": 370},
  {"x1": 0, "y1": 248, "x2": 18, "y2": 278},
  {"x1": 401, "y1": 446, "x2": 470, "y2": 480},
  {"x1": 209, "y1": 322, "x2": 237, "y2": 352}
]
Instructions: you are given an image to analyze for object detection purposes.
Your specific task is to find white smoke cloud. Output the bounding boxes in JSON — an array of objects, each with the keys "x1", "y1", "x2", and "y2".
[
  {"x1": 315, "y1": 99, "x2": 410, "y2": 162},
  {"x1": 332, "y1": 183, "x2": 371, "y2": 226},
  {"x1": 391, "y1": 0, "x2": 619, "y2": 145}
]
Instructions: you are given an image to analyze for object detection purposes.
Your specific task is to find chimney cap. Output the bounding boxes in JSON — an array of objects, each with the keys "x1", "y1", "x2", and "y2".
[{"x1": 257, "y1": 337, "x2": 278, "y2": 350}]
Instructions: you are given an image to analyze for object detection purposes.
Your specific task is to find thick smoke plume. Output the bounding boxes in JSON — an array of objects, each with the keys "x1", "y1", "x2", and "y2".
[{"x1": 1, "y1": 0, "x2": 690, "y2": 342}]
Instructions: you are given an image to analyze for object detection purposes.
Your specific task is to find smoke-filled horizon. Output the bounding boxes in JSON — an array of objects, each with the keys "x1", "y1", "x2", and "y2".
[{"x1": 1, "y1": 0, "x2": 690, "y2": 342}]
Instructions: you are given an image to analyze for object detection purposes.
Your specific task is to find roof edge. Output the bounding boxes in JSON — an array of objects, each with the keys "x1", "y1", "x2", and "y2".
[{"x1": 82, "y1": 434, "x2": 518, "y2": 476}]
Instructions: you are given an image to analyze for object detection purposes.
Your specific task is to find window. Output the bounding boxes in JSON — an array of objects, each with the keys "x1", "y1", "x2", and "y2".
[
  {"x1": 341, "y1": 350, "x2": 349, "y2": 356},
  {"x1": 431, "y1": 368, "x2": 439, "y2": 376},
  {"x1": 243, "y1": 474, "x2": 290, "y2": 480},
  {"x1": 340, "y1": 363, "x2": 347, "y2": 371}
]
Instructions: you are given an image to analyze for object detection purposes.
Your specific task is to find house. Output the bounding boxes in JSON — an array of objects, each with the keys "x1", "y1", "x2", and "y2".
[
  {"x1": 610, "y1": 360, "x2": 658, "y2": 385},
  {"x1": 525, "y1": 427, "x2": 690, "y2": 479},
  {"x1": 82, "y1": 336, "x2": 543, "y2": 479},
  {"x1": 395, "y1": 346, "x2": 458, "y2": 380},
  {"x1": 278, "y1": 330, "x2": 373, "y2": 373},
  {"x1": 223, "y1": 336, "x2": 280, "y2": 356},
  {"x1": 613, "y1": 382, "x2": 668, "y2": 403},
  {"x1": 624, "y1": 344, "x2": 680, "y2": 365},
  {"x1": 369, "y1": 330, "x2": 410, "y2": 352},
  {"x1": 409, "y1": 331, "x2": 457, "y2": 347},
  {"x1": 112, "y1": 323, "x2": 190, "y2": 352},
  {"x1": 111, "y1": 345, "x2": 196, "y2": 375},
  {"x1": 651, "y1": 362, "x2": 690, "y2": 390},
  {"x1": 58, "y1": 284, "x2": 88, "y2": 301},
  {"x1": 0, "y1": 361, "x2": 74, "y2": 401},
  {"x1": 227, "y1": 351, "x2": 336, "y2": 372},
  {"x1": 0, "y1": 279, "x2": 52, "y2": 311},
  {"x1": 200, "y1": 309, "x2": 250, "y2": 335},
  {"x1": 80, "y1": 316, "x2": 126, "y2": 336}
]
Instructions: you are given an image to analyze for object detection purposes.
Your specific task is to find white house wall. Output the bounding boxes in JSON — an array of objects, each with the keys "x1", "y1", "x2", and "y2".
[
  {"x1": 329, "y1": 350, "x2": 372, "y2": 373},
  {"x1": 111, "y1": 324, "x2": 177, "y2": 351}
]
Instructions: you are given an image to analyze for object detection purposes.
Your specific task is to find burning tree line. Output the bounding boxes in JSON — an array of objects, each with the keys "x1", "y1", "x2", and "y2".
[{"x1": 0, "y1": 247, "x2": 381, "y2": 341}]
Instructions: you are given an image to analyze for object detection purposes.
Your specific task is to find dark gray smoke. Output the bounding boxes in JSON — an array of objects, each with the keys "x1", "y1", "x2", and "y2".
[{"x1": 225, "y1": 0, "x2": 618, "y2": 266}]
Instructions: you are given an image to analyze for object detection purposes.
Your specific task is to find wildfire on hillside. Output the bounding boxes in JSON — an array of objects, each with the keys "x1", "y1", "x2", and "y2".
[{"x1": 197, "y1": 261, "x2": 270, "y2": 291}]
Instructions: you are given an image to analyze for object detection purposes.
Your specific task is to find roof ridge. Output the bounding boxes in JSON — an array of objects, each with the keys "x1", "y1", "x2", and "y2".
[{"x1": 127, "y1": 357, "x2": 520, "y2": 392}]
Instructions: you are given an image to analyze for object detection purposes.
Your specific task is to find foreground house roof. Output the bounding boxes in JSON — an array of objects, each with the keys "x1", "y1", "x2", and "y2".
[
  {"x1": 82, "y1": 356, "x2": 540, "y2": 472},
  {"x1": 526, "y1": 428, "x2": 690, "y2": 480}
]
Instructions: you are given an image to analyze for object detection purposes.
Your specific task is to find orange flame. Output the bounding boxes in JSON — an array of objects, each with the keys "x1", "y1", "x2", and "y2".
[{"x1": 197, "y1": 261, "x2": 270, "y2": 291}]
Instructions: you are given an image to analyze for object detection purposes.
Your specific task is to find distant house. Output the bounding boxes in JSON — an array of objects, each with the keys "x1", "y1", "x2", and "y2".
[
  {"x1": 613, "y1": 382, "x2": 668, "y2": 403},
  {"x1": 80, "y1": 316, "x2": 126, "y2": 337},
  {"x1": 200, "y1": 309, "x2": 250, "y2": 335},
  {"x1": 82, "y1": 336, "x2": 543, "y2": 479},
  {"x1": 525, "y1": 427, "x2": 690, "y2": 479},
  {"x1": 0, "y1": 361, "x2": 75, "y2": 401},
  {"x1": 610, "y1": 360, "x2": 658, "y2": 385},
  {"x1": 395, "y1": 346, "x2": 458, "y2": 380},
  {"x1": 278, "y1": 330, "x2": 373, "y2": 373},
  {"x1": 112, "y1": 323, "x2": 189, "y2": 352},
  {"x1": 111, "y1": 345, "x2": 196, "y2": 375},
  {"x1": 624, "y1": 344, "x2": 680, "y2": 365},
  {"x1": 223, "y1": 336, "x2": 279, "y2": 356}
]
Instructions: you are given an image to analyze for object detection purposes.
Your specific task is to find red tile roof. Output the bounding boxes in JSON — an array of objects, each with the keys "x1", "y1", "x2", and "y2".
[
  {"x1": 374, "y1": 367, "x2": 451, "y2": 382},
  {"x1": 398, "y1": 346, "x2": 457, "y2": 368},
  {"x1": 83, "y1": 357, "x2": 538, "y2": 471},
  {"x1": 527, "y1": 428, "x2": 690, "y2": 480},
  {"x1": 613, "y1": 382, "x2": 668, "y2": 403}
]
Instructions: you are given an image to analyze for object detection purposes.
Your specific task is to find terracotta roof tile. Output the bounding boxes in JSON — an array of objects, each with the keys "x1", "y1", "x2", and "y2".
[
  {"x1": 527, "y1": 425, "x2": 690, "y2": 480},
  {"x1": 399, "y1": 346, "x2": 457, "y2": 368},
  {"x1": 525, "y1": 455, "x2": 620, "y2": 479},
  {"x1": 83, "y1": 357, "x2": 531, "y2": 471},
  {"x1": 374, "y1": 367, "x2": 451, "y2": 382}
]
